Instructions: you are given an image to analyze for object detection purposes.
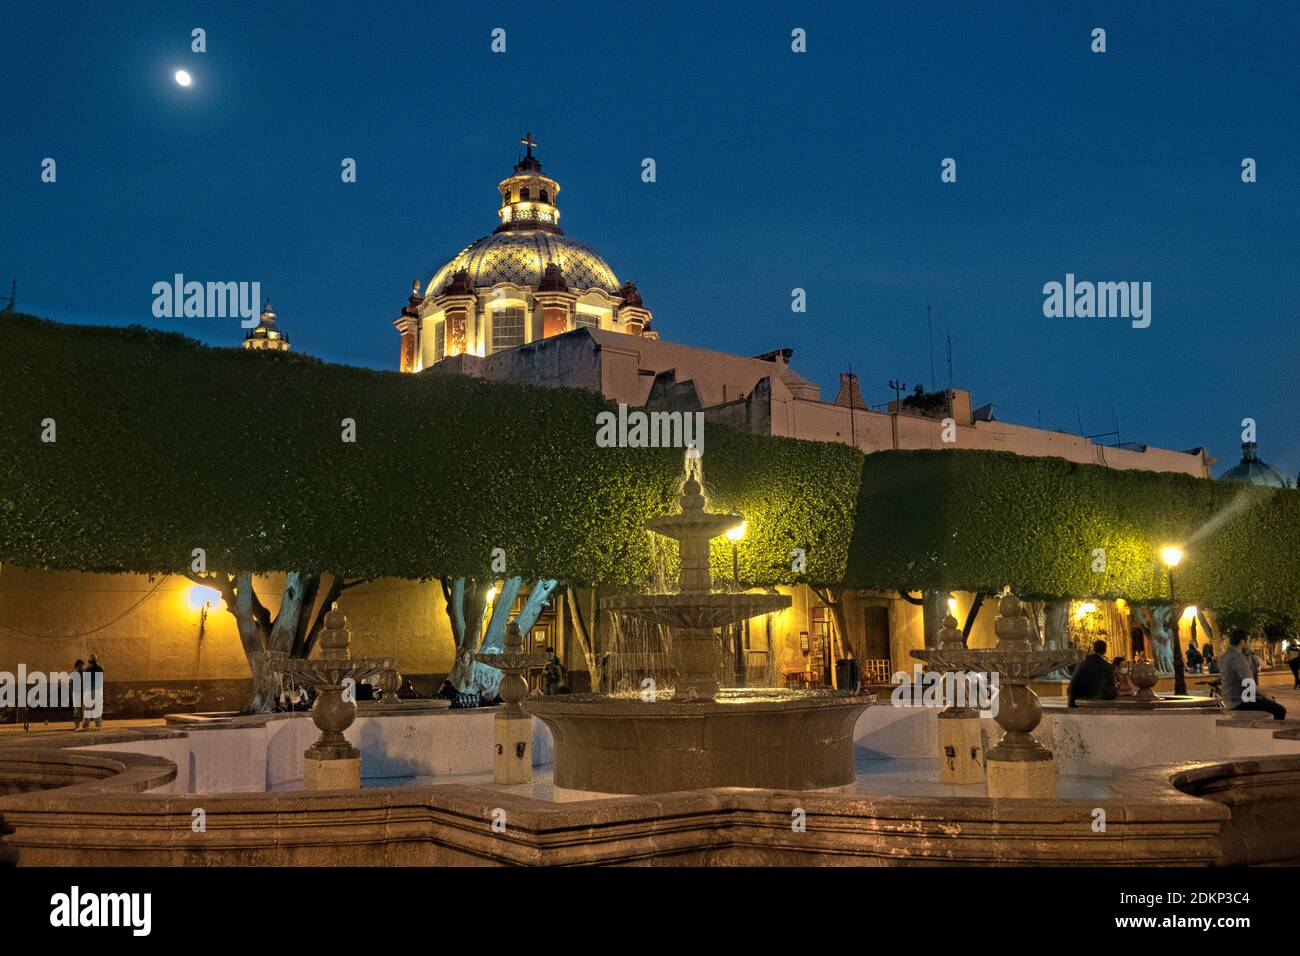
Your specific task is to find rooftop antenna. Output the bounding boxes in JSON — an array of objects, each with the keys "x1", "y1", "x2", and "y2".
[
  {"x1": 926, "y1": 303, "x2": 936, "y2": 391},
  {"x1": 944, "y1": 330, "x2": 954, "y2": 419}
]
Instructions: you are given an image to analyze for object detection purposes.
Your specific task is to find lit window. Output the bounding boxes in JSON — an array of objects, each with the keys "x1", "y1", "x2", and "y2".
[
  {"x1": 575, "y1": 312, "x2": 600, "y2": 329},
  {"x1": 491, "y1": 307, "x2": 525, "y2": 353}
]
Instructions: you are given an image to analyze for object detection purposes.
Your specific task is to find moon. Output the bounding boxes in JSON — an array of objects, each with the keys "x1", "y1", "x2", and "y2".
[{"x1": 174, "y1": 70, "x2": 192, "y2": 87}]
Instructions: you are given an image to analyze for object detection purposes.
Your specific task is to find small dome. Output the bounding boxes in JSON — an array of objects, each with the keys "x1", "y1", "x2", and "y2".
[
  {"x1": 243, "y1": 300, "x2": 290, "y2": 351},
  {"x1": 1218, "y1": 441, "x2": 1287, "y2": 488}
]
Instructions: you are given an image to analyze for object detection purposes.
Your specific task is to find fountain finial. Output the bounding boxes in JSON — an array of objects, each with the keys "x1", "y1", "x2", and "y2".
[
  {"x1": 937, "y1": 613, "x2": 963, "y2": 649},
  {"x1": 994, "y1": 593, "x2": 1033, "y2": 650}
]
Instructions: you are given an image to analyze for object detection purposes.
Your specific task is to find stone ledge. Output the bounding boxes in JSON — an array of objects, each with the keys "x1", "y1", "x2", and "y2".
[
  {"x1": 0, "y1": 748, "x2": 176, "y2": 797},
  {"x1": 4, "y1": 751, "x2": 1283, "y2": 866}
]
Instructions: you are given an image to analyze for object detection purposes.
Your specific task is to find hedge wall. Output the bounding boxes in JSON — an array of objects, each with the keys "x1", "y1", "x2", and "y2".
[
  {"x1": 2, "y1": 313, "x2": 1296, "y2": 615},
  {"x1": 846, "y1": 449, "x2": 1300, "y2": 615},
  {"x1": 0, "y1": 313, "x2": 860, "y2": 587}
]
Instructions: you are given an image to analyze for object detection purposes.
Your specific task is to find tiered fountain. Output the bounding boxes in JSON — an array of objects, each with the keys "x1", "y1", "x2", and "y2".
[
  {"x1": 913, "y1": 592, "x2": 1083, "y2": 798},
  {"x1": 474, "y1": 621, "x2": 550, "y2": 784},
  {"x1": 526, "y1": 463, "x2": 873, "y2": 800},
  {"x1": 269, "y1": 603, "x2": 396, "y2": 790}
]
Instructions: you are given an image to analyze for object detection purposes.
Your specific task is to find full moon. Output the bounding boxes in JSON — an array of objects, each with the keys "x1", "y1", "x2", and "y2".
[{"x1": 174, "y1": 70, "x2": 192, "y2": 87}]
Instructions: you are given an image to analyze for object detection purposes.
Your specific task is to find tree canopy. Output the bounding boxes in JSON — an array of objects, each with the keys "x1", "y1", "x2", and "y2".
[
  {"x1": 2, "y1": 313, "x2": 1296, "y2": 615},
  {"x1": 0, "y1": 313, "x2": 857, "y2": 587}
]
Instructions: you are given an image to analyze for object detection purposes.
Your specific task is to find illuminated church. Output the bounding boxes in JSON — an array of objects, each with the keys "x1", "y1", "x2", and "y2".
[{"x1": 394, "y1": 135, "x2": 652, "y2": 373}]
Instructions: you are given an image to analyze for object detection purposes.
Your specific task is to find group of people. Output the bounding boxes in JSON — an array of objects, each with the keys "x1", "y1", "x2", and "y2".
[
  {"x1": 1068, "y1": 632, "x2": 1288, "y2": 719},
  {"x1": 1184, "y1": 641, "x2": 1216, "y2": 674},
  {"x1": 16, "y1": 656, "x2": 104, "y2": 732}
]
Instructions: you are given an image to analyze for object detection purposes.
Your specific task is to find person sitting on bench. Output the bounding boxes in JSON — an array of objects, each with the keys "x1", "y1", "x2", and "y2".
[
  {"x1": 1220, "y1": 628, "x2": 1287, "y2": 720},
  {"x1": 1068, "y1": 640, "x2": 1119, "y2": 707}
]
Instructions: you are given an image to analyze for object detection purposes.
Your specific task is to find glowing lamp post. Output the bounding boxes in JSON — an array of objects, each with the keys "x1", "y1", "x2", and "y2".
[{"x1": 1161, "y1": 546, "x2": 1187, "y2": 695}]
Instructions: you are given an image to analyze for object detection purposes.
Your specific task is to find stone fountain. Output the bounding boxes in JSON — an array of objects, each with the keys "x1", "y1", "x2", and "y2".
[
  {"x1": 910, "y1": 612, "x2": 987, "y2": 784},
  {"x1": 270, "y1": 603, "x2": 395, "y2": 790},
  {"x1": 526, "y1": 465, "x2": 872, "y2": 800},
  {"x1": 474, "y1": 621, "x2": 549, "y2": 784},
  {"x1": 914, "y1": 593, "x2": 1083, "y2": 798}
]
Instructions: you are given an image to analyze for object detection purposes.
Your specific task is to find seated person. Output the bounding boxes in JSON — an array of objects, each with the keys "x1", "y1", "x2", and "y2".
[
  {"x1": 1068, "y1": 640, "x2": 1119, "y2": 707},
  {"x1": 1185, "y1": 641, "x2": 1203, "y2": 674},
  {"x1": 542, "y1": 649, "x2": 570, "y2": 695},
  {"x1": 1111, "y1": 656, "x2": 1136, "y2": 697},
  {"x1": 1220, "y1": 629, "x2": 1287, "y2": 720}
]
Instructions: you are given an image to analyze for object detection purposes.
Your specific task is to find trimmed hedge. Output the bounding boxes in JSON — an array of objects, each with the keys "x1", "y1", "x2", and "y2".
[
  {"x1": 1, "y1": 314, "x2": 1296, "y2": 615},
  {"x1": 0, "y1": 313, "x2": 860, "y2": 587},
  {"x1": 847, "y1": 450, "x2": 1300, "y2": 615}
]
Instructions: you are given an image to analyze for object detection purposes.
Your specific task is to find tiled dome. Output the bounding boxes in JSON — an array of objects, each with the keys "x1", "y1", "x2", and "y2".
[
  {"x1": 1218, "y1": 441, "x2": 1288, "y2": 488},
  {"x1": 428, "y1": 231, "x2": 621, "y2": 297}
]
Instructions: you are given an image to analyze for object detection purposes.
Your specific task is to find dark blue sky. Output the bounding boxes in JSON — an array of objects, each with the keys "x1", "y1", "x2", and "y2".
[{"x1": 3, "y1": 0, "x2": 1297, "y2": 477}]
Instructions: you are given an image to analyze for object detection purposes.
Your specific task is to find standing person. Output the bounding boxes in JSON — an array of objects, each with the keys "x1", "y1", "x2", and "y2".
[
  {"x1": 1203, "y1": 643, "x2": 1218, "y2": 674},
  {"x1": 1286, "y1": 640, "x2": 1300, "y2": 690},
  {"x1": 70, "y1": 659, "x2": 85, "y2": 730},
  {"x1": 84, "y1": 655, "x2": 104, "y2": 730},
  {"x1": 1220, "y1": 629, "x2": 1287, "y2": 719}
]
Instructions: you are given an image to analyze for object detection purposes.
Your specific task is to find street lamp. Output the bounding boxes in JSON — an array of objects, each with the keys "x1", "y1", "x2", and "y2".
[
  {"x1": 1161, "y1": 546, "x2": 1186, "y2": 695},
  {"x1": 726, "y1": 520, "x2": 747, "y2": 686}
]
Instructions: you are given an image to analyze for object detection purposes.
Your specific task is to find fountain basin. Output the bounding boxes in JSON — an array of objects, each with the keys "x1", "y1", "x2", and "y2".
[
  {"x1": 524, "y1": 689, "x2": 872, "y2": 798},
  {"x1": 600, "y1": 591, "x2": 790, "y2": 629},
  {"x1": 1074, "y1": 695, "x2": 1220, "y2": 713}
]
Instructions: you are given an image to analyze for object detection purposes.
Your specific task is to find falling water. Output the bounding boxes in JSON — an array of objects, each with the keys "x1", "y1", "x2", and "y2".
[{"x1": 603, "y1": 610, "x2": 675, "y2": 697}]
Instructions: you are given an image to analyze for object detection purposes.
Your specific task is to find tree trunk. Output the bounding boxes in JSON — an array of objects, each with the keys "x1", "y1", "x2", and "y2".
[
  {"x1": 565, "y1": 585, "x2": 600, "y2": 687},
  {"x1": 194, "y1": 570, "x2": 360, "y2": 714},
  {"x1": 922, "y1": 590, "x2": 951, "y2": 649},
  {"x1": 1043, "y1": 600, "x2": 1069, "y2": 650}
]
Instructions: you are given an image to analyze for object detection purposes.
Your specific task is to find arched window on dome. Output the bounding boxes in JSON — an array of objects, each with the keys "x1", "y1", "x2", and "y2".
[
  {"x1": 502, "y1": 191, "x2": 511, "y2": 206},
  {"x1": 540, "y1": 189, "x2": 549, "y2": 203},
  {"x1": 520, "y1": 187, "x2": 530, "y2": 200}
]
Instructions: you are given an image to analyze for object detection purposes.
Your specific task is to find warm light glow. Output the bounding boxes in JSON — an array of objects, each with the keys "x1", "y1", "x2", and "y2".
[
  {"x1": 726, "y1": 520, "x2": 747, "y2": 542},
  {"x1": 1115, "y1": 598, "x2": 1128, "y2": 612},
  {"x1": 188, "y1": 584, "x2": 221, "y2": 610},
  {"x1": 1074, "y1": 601, "x2": 1098, "y2": 620},
  {"x1": 485, "y1": 586, "x2": 497, "y2": 604},
  {"x1": 946, "y1": 596, "x2": 958, "y2": 615},
  {"x1": 174, "y1": 70, "x2": 192, "y2": 87},
  {"x1": 1181, "y1": 605, "x2": 1198, "y2": 621},
  {"x1": 1160, "y1": 546, "x2": 1184, "y2": 568}
]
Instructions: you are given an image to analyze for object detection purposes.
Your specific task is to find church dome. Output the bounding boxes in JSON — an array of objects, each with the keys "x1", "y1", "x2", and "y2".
[
  {"x1": 426, "y1": 134, "x2": 621, "y2": 298},
  {"x1": 1218, "y1": 441, "x2": 1288, "y2": 488},
  {"x1": 428, "y1": 231, "x2": 620, "y2": 297}
]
